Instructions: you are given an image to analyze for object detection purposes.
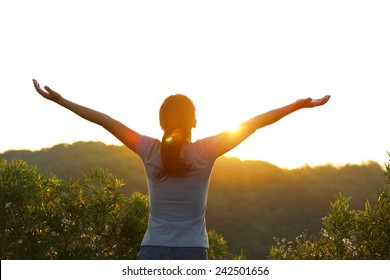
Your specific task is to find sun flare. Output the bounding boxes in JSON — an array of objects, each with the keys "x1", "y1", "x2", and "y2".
[{"x1": 228, "y1": 124, "x2": 241, "y2": 133}]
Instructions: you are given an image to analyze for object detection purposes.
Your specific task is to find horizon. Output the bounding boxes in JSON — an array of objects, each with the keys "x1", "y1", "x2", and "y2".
[{"x1": 1, "y1": 139, "x2": 386, "y2": 170}]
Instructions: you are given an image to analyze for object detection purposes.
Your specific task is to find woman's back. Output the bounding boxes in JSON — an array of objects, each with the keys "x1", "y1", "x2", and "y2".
[{"x1": 136, "y1": 134, "x2": 219, "y2": 247}]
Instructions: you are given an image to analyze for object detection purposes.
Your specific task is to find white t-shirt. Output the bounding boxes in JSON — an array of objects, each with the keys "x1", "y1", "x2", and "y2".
[{"x1": 136, "y1": 134, "x2": 220, "y2": 248}]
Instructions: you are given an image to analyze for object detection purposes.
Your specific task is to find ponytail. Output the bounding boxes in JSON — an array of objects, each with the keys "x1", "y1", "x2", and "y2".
[
  {"x1": 157, "y1": 94, "x2": 196, "y2": 180},
  {"x1": 157, "y1": 126, "x2": 192, "y2": 179}
]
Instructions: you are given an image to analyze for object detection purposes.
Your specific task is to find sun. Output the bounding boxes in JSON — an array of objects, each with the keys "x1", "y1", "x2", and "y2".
[{"x1": 228, "y1": 123, "x2": 242, "y2": 133}]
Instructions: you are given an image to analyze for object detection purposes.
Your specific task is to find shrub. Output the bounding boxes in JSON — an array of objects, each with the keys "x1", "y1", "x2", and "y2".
[
  {"x1": 0, "y1": 159, "x2": 236, "y2": 259},
  {"x1": 269, "y1": 154, "x2": 390, "y2": 260}
]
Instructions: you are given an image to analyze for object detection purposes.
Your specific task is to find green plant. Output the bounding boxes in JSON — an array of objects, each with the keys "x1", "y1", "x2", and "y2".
[
  {"x1": 0, "y1": 159, "x2": 237, "y2": 259},
  {"x1": 269, "y1": 154, "x2": 390, "y2": 260}
]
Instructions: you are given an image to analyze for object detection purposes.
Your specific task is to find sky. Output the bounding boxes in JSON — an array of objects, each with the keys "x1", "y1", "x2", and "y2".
[{"x1": 1, "y1": 0, "x2": 389, "y2": 169}]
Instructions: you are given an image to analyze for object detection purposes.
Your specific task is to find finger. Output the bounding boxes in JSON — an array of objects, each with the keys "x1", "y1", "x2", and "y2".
[
  {"x1": 32, "y1": 79, "x2": 40, "y2": 90},
  {"x1": 320, "y1": 95, "x2": 331, "y2": 104},
  {"x1": 44, "y1": 86, "x2": 59, "y2": 96},
  {"x1": 33, "y1": 79, "x2": 46, "y2": 94},
  {"x1": 300, "y1": 98, "x2": 312, "y2": 104},
  {"x1": 312, "y1": 95, "x2": 330, "y2": 106}
]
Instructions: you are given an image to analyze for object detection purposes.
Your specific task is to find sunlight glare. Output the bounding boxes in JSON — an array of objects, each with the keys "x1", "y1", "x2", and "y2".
[{"x1": 228, "y1": 123, "x2": 242, "y2": 134}]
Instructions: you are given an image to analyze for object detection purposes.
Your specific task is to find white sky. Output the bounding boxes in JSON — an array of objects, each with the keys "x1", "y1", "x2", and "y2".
[{"x1": 1, "y1": 0, "x2": 389, "y2": 168}]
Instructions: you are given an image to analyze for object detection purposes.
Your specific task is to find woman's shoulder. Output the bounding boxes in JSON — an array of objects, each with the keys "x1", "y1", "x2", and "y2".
[
  {"x1": 186, "y1": 135, "x2": 221, "y2": 162},
  {"x1": 136, "y1": 135, "x2": 161, "y2": 159}
]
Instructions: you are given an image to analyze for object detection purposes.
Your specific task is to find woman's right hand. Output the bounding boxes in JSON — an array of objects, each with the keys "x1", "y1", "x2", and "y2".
[
  {"x1": 33, "y1": 79, "x2": 64, "y2": 103},
  {"x1": 295, "y1": 95, "x2": 331, "y2": 109}
]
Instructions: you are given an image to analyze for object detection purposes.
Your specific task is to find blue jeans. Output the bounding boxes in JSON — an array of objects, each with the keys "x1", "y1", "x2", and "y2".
[{"x1": 138, "y1": 246, "x2": 208, "y2": 260}]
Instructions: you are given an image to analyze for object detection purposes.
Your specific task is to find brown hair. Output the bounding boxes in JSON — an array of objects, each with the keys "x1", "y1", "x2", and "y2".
[{"x1": 157, "y1": 94, "x2": 196, "y2": 179}]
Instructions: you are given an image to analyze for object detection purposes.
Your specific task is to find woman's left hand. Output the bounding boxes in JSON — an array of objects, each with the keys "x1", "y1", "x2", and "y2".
[{"x1": 33, "y1": 79, "x2": 64, "y2": 103}]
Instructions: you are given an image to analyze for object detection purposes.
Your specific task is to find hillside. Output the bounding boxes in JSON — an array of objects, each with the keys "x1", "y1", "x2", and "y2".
[{"x1": 1, "y1": 142, "x2": 386, "y2": 259}]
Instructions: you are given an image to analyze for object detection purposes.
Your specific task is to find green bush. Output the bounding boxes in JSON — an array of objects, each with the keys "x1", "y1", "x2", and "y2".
[
  {"x1": 269, "y1": 154, "x2": 390, "y2": 260},
  {"x1": 0, "y1": 159, "x2": 237, "y2": 259}
]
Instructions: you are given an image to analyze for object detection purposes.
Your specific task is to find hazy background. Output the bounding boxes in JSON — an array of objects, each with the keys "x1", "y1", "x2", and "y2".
[{"x1": 1, "y1": 0, "x2": 389, "y2": 168}]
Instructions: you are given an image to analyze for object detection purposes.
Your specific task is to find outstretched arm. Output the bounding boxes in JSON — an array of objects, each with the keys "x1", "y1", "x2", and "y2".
[
  {"x1": 212, "y1": 95, "x2": 331, "y2": 157},
  {"x1": 32, "y1": 79, "x2": 139, "y2": 152}
]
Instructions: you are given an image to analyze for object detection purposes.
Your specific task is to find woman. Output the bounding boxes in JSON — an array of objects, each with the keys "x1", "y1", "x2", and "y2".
[{"x1": 32, "y1": 79, "x2": 330, "y2": 259}]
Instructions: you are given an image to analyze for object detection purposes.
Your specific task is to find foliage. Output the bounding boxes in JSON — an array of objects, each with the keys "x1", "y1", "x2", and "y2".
[
  {"x1": 269, "y1": 155, "x2": 390, "y2": 260},
  {"x1": 207, "y1": 229, "x2": 245, "y2": 260},
  {"x1": 0, "y1": 159, "x2": 235, "y2": 259}
]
